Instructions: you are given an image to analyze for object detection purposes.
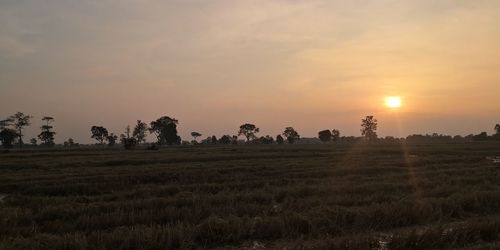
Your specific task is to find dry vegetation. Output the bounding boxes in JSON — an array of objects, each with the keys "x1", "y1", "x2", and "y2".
[{"x1": 1, "y1": 142, "x2": 500, "y2": 249}]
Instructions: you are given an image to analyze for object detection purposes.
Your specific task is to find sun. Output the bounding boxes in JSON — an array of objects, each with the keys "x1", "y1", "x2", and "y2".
[{"x1": 385, "y1": 96, "x2": 402, "y2": 109}]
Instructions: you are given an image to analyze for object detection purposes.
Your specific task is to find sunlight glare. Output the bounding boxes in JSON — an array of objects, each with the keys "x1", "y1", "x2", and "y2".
[{"x1": 385, "y1": 96, "x2": 402, "y2": 109}]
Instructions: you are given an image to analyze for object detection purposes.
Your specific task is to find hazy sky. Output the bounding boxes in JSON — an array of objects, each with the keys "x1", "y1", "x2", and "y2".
[{"x1": 1, "y1": 0, "x2": 499, "y2": 143}]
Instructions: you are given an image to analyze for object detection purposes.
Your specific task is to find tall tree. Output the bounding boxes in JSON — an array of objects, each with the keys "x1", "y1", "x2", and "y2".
[
  {"x1": 238, "y1": 123, "x2": 259, "y2": 142},
  {"x1": 283, "y1": 127, "x2": 300, "y2": 144},
  {"x1": 91, "y1": 126, "x2": 108, "y2": 145},
  {"x1": 149, "y1": 116, "x2": 181, "y2": 145},
  {"x1": 9, "y1": 112, "x2": 32, "y2": 148},
  {"x1": 133, "y1": 120, "x2": 148, "y2": 144},
  {"x1": 191, "y1": 132, "x2": 202, "y2": 141},
  {"x1": 38, "y1": 116, "x2": 56, "y2": 146},
  {"x1": 318, "y1": 130, "x2": 332, "y2": 142},
  {"x1": 361, "y1": 116, "x2": 378, "y2": 142}
]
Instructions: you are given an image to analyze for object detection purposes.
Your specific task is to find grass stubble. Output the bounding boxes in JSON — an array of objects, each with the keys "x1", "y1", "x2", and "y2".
[{"x1": 0, "y1": 142, "x2": 499, "y2": 249}]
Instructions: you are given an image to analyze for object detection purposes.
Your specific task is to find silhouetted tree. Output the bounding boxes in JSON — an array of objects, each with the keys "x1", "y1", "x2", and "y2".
[
  {"x1": 91, "y1": 126, "x2": 108, "y2": 145},
  {"x1": 0, "y1": 119, "x2": 16, "y2": 149},
  {"x1": 0, "y1": 119, "x2": 17, "y2": 149},
  {"x1": 10, "y1": 112, "x2": 32, "y2": 148},
  {"x1": 120, "y1": 125, "x2": 138, "y2": 149},
  {"x1": 121, "y1": 137, "x2": 137, "y2": 149},
  {"x1": 232, "y1": 135, "x2": 238, "y2": 145},
  {"x1": 259, "y1": 135, "x2": 274, "y2": 144},
  {"x1": 191, "y1": 132, "x2": 202, "y2": 141},
  {"x1": 318, "y1": 130, "x2": 332, "y2": 142},
  {"x1": 149, "y1": 116, "x2": 181, "y2": 145},
  {"x1": 276, "y1": 134, "x2": 285, "y2": 145},
  {"x1": 473, "y1": 132, "x2": 488, "y2": 141},
  {"x1": 495, "y1": 124, "x2": 500, "y2": 135},
  {"x1": 219, "y1": 135, "x2": 232, "y2": 145},
  {"x1": 283, "y1": 127, "x2": 300, "y2": 144},
  {"x1": 38, "y1": 116, "x2": 56, "y2": 146},
  {"x1": 107, "y1": 133, "x2": 118, "y2": 146},
  {"x1": 361, "y1": 116, "x2": 378, "y2": 142},
  {"x1": 332, "y1": 129, "x2": 340, "y2": 141},
  {"x1": 211, "y1": 135, "x2": 217, "y2": 144},
  {"x1": 238, "y1": 123, "x2": 259, "y2": 142},
  {"x1": 0, "y1": 130, "x2": 17, "y2": 149},
  {"x1": 30, "y1": 138, "x2": 38, "y2": 146},
  {"x1": 133, "y1": 120, "x2": 148, "y2": 144},
  {"x1": 64, "y1": 138, "x2": 75, "y2": 147},
  {"x1": 200, "y1": 137, "x2": 211, "y2": 144}
]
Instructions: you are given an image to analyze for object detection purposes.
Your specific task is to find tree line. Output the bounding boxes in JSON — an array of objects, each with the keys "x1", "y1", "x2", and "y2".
[{"x1": 1, "y1": 112, "x2": 499, "y2": 149}]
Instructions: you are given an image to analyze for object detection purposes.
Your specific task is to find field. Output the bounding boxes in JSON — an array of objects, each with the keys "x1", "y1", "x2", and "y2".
[{"x1": 1, "y1": 142, "x2": 500, "y2": 249}]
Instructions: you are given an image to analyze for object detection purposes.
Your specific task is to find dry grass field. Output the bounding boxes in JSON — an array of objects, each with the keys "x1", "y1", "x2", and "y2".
[{"x1": 1, "y1": 142, "x2": 500, "y2": 249}]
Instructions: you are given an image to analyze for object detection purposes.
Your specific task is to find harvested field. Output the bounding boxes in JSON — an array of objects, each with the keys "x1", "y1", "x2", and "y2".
[{"x1": 1, "y1": 142, "x2": 500, "y2": 249}]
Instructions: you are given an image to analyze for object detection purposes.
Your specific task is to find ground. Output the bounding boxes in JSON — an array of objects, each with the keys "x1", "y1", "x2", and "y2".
[{"x1": 0, "y1": 142, "x2": 500, "y2": 249}]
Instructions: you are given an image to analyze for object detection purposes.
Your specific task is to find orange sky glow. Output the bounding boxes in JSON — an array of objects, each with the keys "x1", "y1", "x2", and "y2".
[{"x1": 1, "y1": 1, "x2": 499, "y2": 143}]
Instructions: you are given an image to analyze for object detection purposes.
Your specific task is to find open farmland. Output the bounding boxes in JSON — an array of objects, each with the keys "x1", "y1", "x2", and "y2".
[{"x1": 1, "y1": 142, "x2": 500, "y2": 249}]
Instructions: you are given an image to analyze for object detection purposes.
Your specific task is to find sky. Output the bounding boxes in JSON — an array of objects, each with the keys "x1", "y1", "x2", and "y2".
[{"x1": 1, "y1": 0, "x2": 500, "y2": 144}]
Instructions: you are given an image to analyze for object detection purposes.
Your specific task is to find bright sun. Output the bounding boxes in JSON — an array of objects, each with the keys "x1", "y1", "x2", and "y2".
[{"x1": 385, "y1": 96, "x2": 402, "y2": 109}]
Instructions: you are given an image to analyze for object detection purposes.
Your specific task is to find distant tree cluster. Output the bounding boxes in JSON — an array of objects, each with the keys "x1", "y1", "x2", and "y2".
[
  {"x1": 89, "y1": 116, "x2": 181, "y2": 150},
  {"x1": 1, "y1": 112, "x2": 499, "y2": 150},
  {"x1": 318, "y1": 129, "x2": 340, "y2": 142}
]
